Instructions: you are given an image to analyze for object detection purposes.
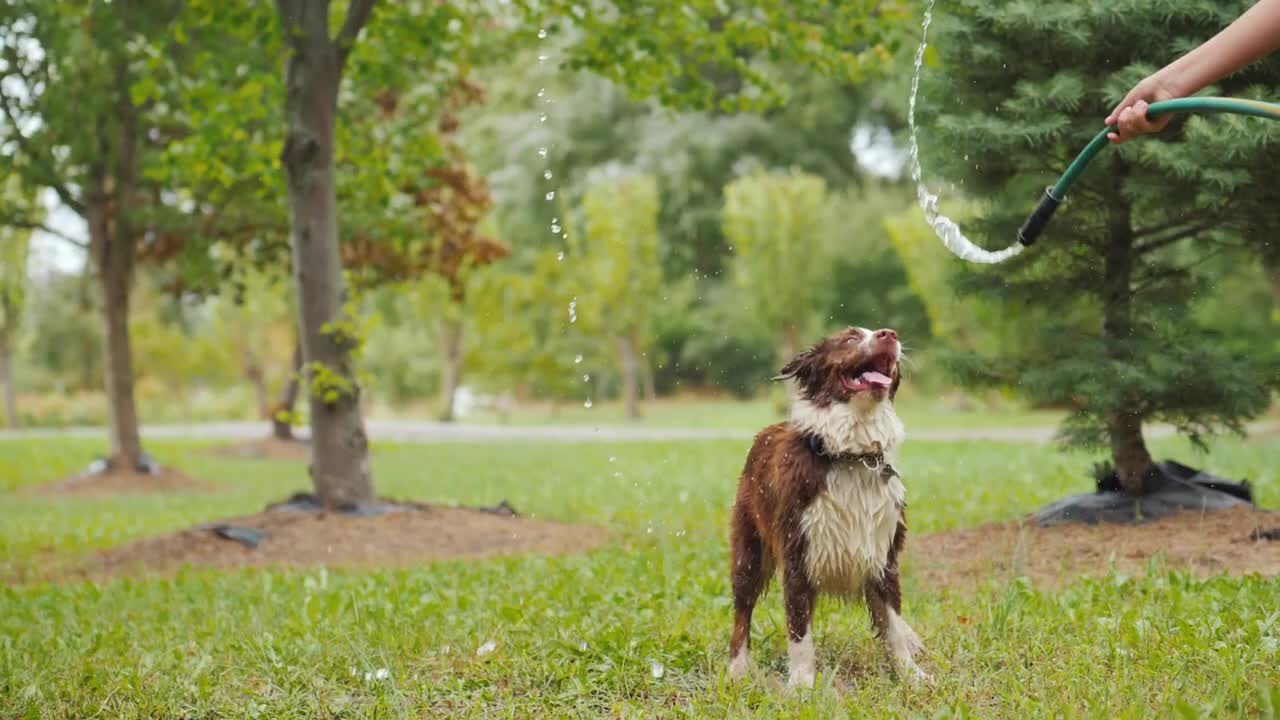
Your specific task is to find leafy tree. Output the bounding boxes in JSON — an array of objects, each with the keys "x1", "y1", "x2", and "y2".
[
  {"x1": 538, "y1": 0, "x2": 908, "y2": 111},
  {"x1": 722, "y1": 170, "x2": 837, "y2": 361},
  {"x1": 923, "y1": 0, "x2": 1280, "y2": 495},
  {"x1": 575, "y1": 172, "x2": 663, "y2": 420},
  {"x1": 467, "y1": 249, "x2": 588, "y2": 412},
  {"x1": 0, "y1": 193, "x2": 31, "y2": 427},
  {"x1": 0, "y1": 1, "x2": 195, "y2": 469},
  {"x1": 343, "y1": 85, "x2": 510, "y2": 423}
]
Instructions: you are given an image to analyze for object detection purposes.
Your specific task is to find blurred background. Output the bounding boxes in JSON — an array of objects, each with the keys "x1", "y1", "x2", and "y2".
[{"x1": 3, "y1": 1, "x2": 1277, "y2": 440}]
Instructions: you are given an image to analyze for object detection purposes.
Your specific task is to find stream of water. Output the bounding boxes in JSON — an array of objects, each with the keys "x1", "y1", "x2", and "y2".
[{"x1": 908, "y1": 0, "x2": 1024, "y2": 264}]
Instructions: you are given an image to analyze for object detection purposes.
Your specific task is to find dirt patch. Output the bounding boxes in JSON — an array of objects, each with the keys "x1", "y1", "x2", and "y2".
[
  {"x1": 24, "y1": 467, "x2": 218, "y2": 497},
  {"x1": 911, "y1": 506, "x2": 1280, "y2": 591},
  {"x1": 64, "y1": 501, "x2": 609, "y2": 582},
  {"x1": 207, "y1": 437, "x2": 309, "y2": 461}
]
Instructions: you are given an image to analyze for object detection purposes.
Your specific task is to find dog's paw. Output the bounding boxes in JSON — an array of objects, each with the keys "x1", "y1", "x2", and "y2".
[
  {"x1": 787, "y1": 667, "x2": 816, "y2": 690},
  {"x1": 728, "y1": 651, "x2": 750, "y2": 681},
  {"x1": 901, "y1": 661, "x2": 934, "y2": 688}
]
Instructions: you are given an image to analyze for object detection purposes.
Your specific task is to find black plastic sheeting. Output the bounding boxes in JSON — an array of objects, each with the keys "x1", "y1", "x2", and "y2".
[{"x1": 1033, "y1": 460, "x2": 1254, "y2": 526}]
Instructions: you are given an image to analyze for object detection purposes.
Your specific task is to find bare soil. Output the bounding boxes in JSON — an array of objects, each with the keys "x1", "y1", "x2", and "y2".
[
  {"x1": 66, "y1": 502, "x2": 610, "y2": 582},
  {"x1": 206, "y1": 437, "x2": 309, "y2": 461},
  {"x1": 25, "y1": 467, "x2": 218, "y2": 497},
  {"x1": 911, "y1": 506, "x2": 1280, "y2": 591}
]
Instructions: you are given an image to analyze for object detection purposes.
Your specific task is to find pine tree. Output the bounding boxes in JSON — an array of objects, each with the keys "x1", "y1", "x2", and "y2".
[{"x1": 921, "y1": 0, "x2": 1280, "y2": 495}]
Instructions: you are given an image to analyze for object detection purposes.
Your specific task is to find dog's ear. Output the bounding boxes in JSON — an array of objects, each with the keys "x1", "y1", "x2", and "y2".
[{"x1": 774, "y1": 346, "x2": 818, "y2": 383}]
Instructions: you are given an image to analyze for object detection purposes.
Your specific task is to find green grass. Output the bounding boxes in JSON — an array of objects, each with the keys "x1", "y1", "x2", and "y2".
[{"x1": 2, "y1": 434, "x2": 1279, "y2": 718}]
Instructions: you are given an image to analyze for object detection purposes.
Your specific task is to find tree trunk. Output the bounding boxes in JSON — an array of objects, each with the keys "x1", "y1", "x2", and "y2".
[
  {"x1": 641, "y1": 352, "x2": 657, "y2": 404},
  {"x1": 245, "y1": 350, "x2": 270, "y2": 420},
  {"x1": 437, "y1": 317, "x2": 464, "y2": 422},
  {"x1": 782, "y1": 324, "x2": 802, "y2": 365},
  {"x1": 0, "y1": 334, "x2": 16, "y2": 428},
  {"x1": 1262, "y1": 245, "x2": 1280, "y2": 308},
  {"x1": 279, "y1": 2, "x2": 373, "y2": 508},
  {"x1": 1102, "y1": 173, "x2": 1153, "y2": 496},
  {"x1": 271, "y1": 335, "x2": 303, "y2": 441},
  {"x1": 618, "y1": 335, "x2": 641, "y2": 421},
  {"x1": 90, "y1": 202, "x2": 144, "y2": 471}
]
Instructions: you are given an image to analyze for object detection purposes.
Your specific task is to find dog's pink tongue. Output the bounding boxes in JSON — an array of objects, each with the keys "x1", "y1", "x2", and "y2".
[{"x1": 860, "y1": 371, "x2": 893, "y2": 388}]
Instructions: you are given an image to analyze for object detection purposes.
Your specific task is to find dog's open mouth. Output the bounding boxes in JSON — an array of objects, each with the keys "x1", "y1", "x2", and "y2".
[{"x1": 843, "y1": 354, "x2": 896, "y2": 393}]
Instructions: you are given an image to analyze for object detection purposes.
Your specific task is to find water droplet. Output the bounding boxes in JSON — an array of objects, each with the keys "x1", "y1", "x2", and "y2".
[
  {"x1": 583, "y1": 373, "x2": 590, "y2": 382},
  {"x1": 539, "y1": 113, "x2": 548, "y2": 123},
  {"x1": 545, "y1": 191, "x2": 556, "y2": 201},
  {"x1": 608, "y1": 456, "x2": 616, "y2": 462},
  {"x1": 537, "y1": 54, "x2": 548, "y2": 63},
  {"x1": 556, "y1": 251, "x2": 565, "y2": 261},
  {"x1": 578, "y1": 640, "x2": 589, "y2": 652},
  {"x1": 537, "y1": 147, "x2": 548, "y2": 158},
  {"x1": 551, "y1": 223, "x2": 561, "y2": 234},
  {"x1": 650, "y1": 661, "x2": 665, "y2": 679},
  {"x1": 574, "y1": 354, "x2": 583, "y2": 364},
  {"x1": 537, "y1": 28, "x2": 548, "y2": 39},
  {"x1": 568, "y1": 297, "x2": 577, "y2": 322},
  {"x1": 584, "y1": 398, "x2": 593, "y2": 408},
  {"x1": 477, "y1": 640, "x2": 497, "y2": 657},
  {"x1": 544, "y1": 170, "x2": 553, "y2": 180},
  {"x1": 537, "y1": 88, "x2": 546, "y2": 98}
]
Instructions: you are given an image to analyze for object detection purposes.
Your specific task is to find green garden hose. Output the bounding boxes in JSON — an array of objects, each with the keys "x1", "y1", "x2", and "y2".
[{"x1": 1017, "y1": 96, "x2": 1280, "y2": 245}]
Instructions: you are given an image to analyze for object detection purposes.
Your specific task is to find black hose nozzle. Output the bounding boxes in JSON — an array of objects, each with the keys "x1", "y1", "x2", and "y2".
[{"x1": 1017, "y1": 187, "x2": 1062, "y2": 246}]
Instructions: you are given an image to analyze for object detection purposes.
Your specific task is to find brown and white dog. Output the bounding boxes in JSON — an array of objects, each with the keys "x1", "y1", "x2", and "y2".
[{"x1": 728, "y1": 326, "x2": 929, "y2": 689}]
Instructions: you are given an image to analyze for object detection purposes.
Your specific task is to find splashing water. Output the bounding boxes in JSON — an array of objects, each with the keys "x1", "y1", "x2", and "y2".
[{"x1": 908, "y1": 0, "x2": 1022, "y2": 264}]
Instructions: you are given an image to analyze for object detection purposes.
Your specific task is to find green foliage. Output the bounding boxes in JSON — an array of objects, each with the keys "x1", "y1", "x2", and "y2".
[
  {"x1": 466, "y1": 249, "x2": 587, "y2": 401},
  {"x1": 537, "y1": 0, "x2": 910, "y2": 111},
  {"x1": 307, "y1": 361, "x2": 357, "y2": 407},
  {"x1": 921, "y1": 0, "x2": 1280, "y2": 449},
  {"x1": 575, "y1": 173, "x2": 663, "y2": 343},
  {"x1": 723, "y1": 169, "x2": 837, "y2": 356},
  {"x1": 0, "y1": 196, "x2": 30, "y2": 345},
  {"x1": 467, "y1": 63, "x2": 900, "y2": 281}
]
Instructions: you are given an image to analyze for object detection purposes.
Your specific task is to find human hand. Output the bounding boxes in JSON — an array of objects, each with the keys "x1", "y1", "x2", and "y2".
[{"x1": 1105, "y1": 74, "x2": 1180, "y2": 143}]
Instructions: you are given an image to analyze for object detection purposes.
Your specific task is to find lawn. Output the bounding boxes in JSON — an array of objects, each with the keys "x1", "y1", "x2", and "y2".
[{"x1": 1, "y1": 434, "x2": 1278, "y2": 718}]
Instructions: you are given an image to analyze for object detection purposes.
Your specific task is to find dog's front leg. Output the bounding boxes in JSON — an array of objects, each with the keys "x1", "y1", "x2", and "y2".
[
  {"x1": 782, "y1": 558, "x2": 818, "y2": 689},
  {"x1": 865, "y1": 579, "x2": 931, "y2": 686}
]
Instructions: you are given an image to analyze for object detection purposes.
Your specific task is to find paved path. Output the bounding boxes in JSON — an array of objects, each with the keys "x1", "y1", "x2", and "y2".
[{"x1": 3, "y1": 419, "x2": 1276, "y2": 444}]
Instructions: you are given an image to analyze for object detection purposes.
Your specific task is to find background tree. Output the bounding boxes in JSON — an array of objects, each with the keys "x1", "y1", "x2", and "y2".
[
  {"x1": 467, "y1": 249, "x2": 589, "y2": 415},
  {"x1": 0, "y1": 1, "x2": 196, "y2": 470},
  {"x1": 722, "y1": 170, "x2": 837, "y2": 362},
  {"x1": 576, "y1": 172, "x2": 663, "y2": 420},
  {"x1": 0, "y1": 202, "x2": 31, "y2": 427},
  {"x1": 922, "y1": 0, "x2": 1280, "y2": 495}
]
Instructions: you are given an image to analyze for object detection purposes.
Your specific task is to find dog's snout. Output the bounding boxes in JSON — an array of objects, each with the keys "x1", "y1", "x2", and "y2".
[{"x1": 874, "y1": 329, "x2": 898, "y2": 344}]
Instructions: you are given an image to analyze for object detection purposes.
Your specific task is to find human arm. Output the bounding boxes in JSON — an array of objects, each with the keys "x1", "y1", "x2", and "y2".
[{"x1": 1106, "y1": 0, "x2": 1280, "y2": 143}]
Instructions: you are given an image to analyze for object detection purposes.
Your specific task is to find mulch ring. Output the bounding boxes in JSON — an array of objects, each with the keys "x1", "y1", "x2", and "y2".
[
  {"x1": 63, "y1": 497, "x2": 609, "y2": 582},
  {"x1": 911, "y1": 506, "x2": 1280, "y2": 591},
  {"x1": 23, "y1": 466, "x2": 218, "y2": 497},
  {"x1": 206, "y1": 437, "x2": 309, "y2": 461}
]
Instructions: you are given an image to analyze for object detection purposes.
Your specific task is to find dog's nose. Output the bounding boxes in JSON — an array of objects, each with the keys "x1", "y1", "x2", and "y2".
[{"x1": 874, "y1": 329, "x2": 898, "y2": 344}]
